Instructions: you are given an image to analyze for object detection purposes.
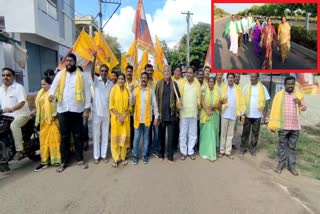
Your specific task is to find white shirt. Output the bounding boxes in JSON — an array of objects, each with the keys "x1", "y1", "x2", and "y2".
[
  {"x1": 242, "y1": 84, "x2": 270, "y2": 118},
  {"x1": 229, "y1": 21, "x2": 237, "y2": 36},
  {"x1": 92, "y1": 76, "x2": 113, "y2": 117},
  {"x1": 50, "y1": 70, "x2": 91, "y2": 113},
  {"x1": 222, "y1": 85, "x2": 237, "y2": 120},
  {"x1": 241, "y1": 17, "x2": 249, "y2": 33},
  {"x1": 0, "y1": 81, "x2": 30, "y2": 117},
  {"x1": 130, "y1": 87, "x2": 159, "y2": 123}
]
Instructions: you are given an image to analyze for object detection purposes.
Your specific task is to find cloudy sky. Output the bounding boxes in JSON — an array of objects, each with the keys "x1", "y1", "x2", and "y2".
[{"x1": 75, "y1": 0, "x2": 211, "y2": 52}]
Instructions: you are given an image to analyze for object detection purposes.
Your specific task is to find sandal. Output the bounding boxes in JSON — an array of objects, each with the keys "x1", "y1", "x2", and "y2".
[
  {"x1": 56, "y1": 164, "x2": 66, "y2": 173},
  {"x1": 122, "y1": 160, "x2": 128, "y2": 166},
  {"x1": 225, "y1": 154, "x2": 234, "y2": 160},
  {"x1": 77, "y1": 161, "x2": 89, "y2": 169},
  {"x1": 112, "y1": 161, "x2": 119, "y2": 168}
]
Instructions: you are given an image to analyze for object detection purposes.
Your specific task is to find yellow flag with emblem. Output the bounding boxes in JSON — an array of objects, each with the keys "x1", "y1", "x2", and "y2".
[
  {"x1": 72, "y1": 29, "x2": 96, "y2": 62},
  {"x1": 135, "y1": 50, "x2": 148, "y2": 80},
  {"x1": 154, "y1": 35, "x2": 165, "y2": 80},
  {"x1": 93, "y1": 31, "x2": 119, "y2": 71},
  {"x1": 121, "y1": 54, "x2": 128, "y2": 74}
]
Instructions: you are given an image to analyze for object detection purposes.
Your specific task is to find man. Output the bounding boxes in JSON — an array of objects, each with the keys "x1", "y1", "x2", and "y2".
[
  {"x1": 262, "y1": 16, "x2": 268, "y2": 29},
  {"x1": 234, "y1": 73, "x2": 241, "y2": 87},
  {"x1": 179, "y1": 66, "x2": 201, "y2": 160},
  {"x1": 172, "y1": 66, "x2": 183, "y2": 151},
  {"x1": 269, "y1": 76, "x2": 306, "y2": 176},
  {"x1": 155, "y1": 66, "x2": 180, "y2": 163},
  {"x1": 0, "y1": 67, "x2": 30, "y2": 160},
  {"x1": 125, "y1": 65, "x2": 138, "y2": 152},
  {"x1": 130, "y1": 72, "x2": 159, "y2": 165},
  {"x1": 49, "y1": 53, "x2": 91, "y2": 172},
  {"x1": 196, "y1": 69, "x2": 205, "y2": 151},
  {"x1": 172, "y1": 66, "x2": 183, "y2": 87},
  {"x1": 145, "y1": 64, "x2": 159, "y2": 157},
  {"x1": 224, "y1": 14, "x2": 240, "y2": 56},
  {"x1": 236, "y1": 15, "x2": 244, "y2": 47},
  {"x1": 111, "y1": 71, "x2": 118, "y2": 84},
  {"x1": 233, "y1": 73, "x2": 242, "y2": 150},
  {"x1": 240, "y1": 73, "x2": 270, "y2": 156},
  {"x1": 241, "y1": 13, "x2": 249, "y2": 44},
  {"x1": 91, "y1": 63, "x2": 113, "y2": 164},
  {"x1": 277, "y1": 16, "x2": 291, "y2": 64},
  {"x1": 219, "y1": 73, "x2": 242, "y2": 159},
  {"x1": 215, "y1": 73, "x2": 226, "y2": 151},
  {"x1": 248, "y1": 12, "x2": 254, "y2": 42}
]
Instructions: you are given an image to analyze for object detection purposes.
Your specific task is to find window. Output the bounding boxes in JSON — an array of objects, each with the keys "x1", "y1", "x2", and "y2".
[
  {"x1": 0, "y1": 16, "x2": 5, "y2": 32},
  {"x1": 39, "y1": 0, "x2": 57, "y2": 20},
  {"x1": 63, "y1": 0, "x2": 74, "y2": 18}
]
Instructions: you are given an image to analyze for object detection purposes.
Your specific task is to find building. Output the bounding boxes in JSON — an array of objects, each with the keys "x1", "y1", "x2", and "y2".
[
  {"x1": 0, "y1": 0, "x2": 75, "y2": 93},
  {"x1": 75, "y1": 15, "x2": 99, "y2": 38}
]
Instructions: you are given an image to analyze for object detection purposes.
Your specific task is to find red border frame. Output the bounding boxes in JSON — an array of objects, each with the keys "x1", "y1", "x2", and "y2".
[{"x1": 211, "y1": 0, "x2": 319, "y2": 73}]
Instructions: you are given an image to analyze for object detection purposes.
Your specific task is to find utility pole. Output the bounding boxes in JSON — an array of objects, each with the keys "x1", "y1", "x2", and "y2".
[
  {"x1": 181, "y1": 11, "x2": 193, "y2": 66},
  {"x1": 97, "y1": 0, "x2": 121, "y2": 31},
  {"x1": 98, "y1": 0, "x2": 103, "y2": 30}
]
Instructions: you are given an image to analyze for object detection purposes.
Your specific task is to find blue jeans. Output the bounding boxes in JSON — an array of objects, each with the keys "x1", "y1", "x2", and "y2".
[{"x1": 132, "y1": 123, "x2": 150, "y2": 158}]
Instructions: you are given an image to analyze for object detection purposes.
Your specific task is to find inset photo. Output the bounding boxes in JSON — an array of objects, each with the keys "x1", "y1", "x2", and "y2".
[{"x1": 213, "y1": 3, "x2": 318, "y2": 70}]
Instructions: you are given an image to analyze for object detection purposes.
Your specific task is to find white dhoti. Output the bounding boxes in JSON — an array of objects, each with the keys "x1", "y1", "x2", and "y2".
[{"x1": 229, "y1": 33, "x2": 238, "y2": 54}]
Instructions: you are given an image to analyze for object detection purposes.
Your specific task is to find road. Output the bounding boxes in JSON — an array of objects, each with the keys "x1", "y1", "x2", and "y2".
[
  {"x1": 1, "y1": 138, "x2": 320, "y2": 214},
  {"x1": 214, "y1": 17, "x2": 317, "y2": 70}
]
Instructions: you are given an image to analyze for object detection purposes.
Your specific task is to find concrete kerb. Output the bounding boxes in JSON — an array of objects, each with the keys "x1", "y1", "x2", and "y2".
[{"x1": 291, "y1": 42, "x2": 317, "y2": 60}]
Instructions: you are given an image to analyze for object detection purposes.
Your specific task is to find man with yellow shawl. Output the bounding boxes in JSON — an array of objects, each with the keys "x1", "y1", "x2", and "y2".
[
  {"x1": 110, "y1": 73, "x2": 131, "y2": 167},
  {"x1": 179, "y1": 66, "x2": 201, "y2": 160},
  {"x1": 130, "y1": 72, "x2": 159, "y2": 165},
  {"x1": 277, "y1": 16, "x2": 291, "y2": 64},
  {"x1": 31, "y1": 77, "x2": 61, "y2": 171},
  {"x1": 219, "y1": 73, "x2": 243, "y2": 159},
  {"x1": 240, "y1": 73, "x2": 270, "y2": 156},
  {"x1": 268, "y1": 76, "x2": 306, "y2": 176},
  {"x1": 49, "y1": 53, "x2": 91, "y2": 173},
  {"x1": 125, "y1": 65, "x2": 139, "y2": 152}
]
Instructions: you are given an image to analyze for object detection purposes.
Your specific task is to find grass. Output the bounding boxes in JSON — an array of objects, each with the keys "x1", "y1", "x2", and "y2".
[{"x1": 259, "y1": 127, "x2": 320, "y2": 180}]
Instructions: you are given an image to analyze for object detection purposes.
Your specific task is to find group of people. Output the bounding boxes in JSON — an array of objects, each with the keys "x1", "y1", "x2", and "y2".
[
  {"x1": 224, "y1": 13, "x2": 291, "y2": 69},
  {"x1": 0, "y1": 53, "x2": 306, "y2": 176}
]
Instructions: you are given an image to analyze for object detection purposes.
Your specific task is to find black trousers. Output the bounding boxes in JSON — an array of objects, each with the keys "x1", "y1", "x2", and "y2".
[
  {"x1": 278, "y1": 130, "x2": 299, "y2": 170},
  {"x1": 59, "y1": 112, "x2": 84, "y2": 164},
  {"x1": 240, "y1": 117, "x2": 261, "y2": 154},
  {"x1": 174, "y1": 118, "x2": 180, "y2": 150},
  {"x1": 158, "y1": 121, "x2": 175, "y2": 161},
  {"x1": 82, "y1": 119, "x2": 89, "y2": 142},
  {"x1": 130, "y1": 115, "x2": 134, "y2": 150},
  {"x1": 243, "y1": 33, "x2": 248, "y2": 44},
  {"x1": 195, "y1": 119, "x2": 200, "y2": 151}
]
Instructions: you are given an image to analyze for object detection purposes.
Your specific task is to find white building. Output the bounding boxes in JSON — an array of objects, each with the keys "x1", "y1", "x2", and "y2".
[{"x1": 0, "y1": 0, "x2": 75, "y2": 93}]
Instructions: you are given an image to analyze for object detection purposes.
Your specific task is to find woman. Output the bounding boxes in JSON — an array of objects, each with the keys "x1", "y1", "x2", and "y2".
[
  {"x1": 277, "y1": 16, "x2": 291, "y2": 64},
  {"x1": 199, "y1": 76, "x2": 220, "y2": 162},
  {"x1": 109, "y1": 73, "x2": 131, "y2": 167},
  {"x1": 30, "y1": 77, "x2": 61, "y2": 171},
  {"x1": 260, "y1": 17, "x2": 278, "y2": 69},
  {"x1": 253, "y1": 18, "x2": 263, "y2": 57}
]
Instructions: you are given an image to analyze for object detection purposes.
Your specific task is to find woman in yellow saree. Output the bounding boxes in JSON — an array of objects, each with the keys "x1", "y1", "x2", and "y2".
[
  {"x1": 277, "y1": 16, "x2": 291, "y2": 64},
  {"x1": 30, "y1": 77, "x2": 61, "y2": 172},
  {"x1": 109, "y1": 73, "x2": 131, "y2": 167}
]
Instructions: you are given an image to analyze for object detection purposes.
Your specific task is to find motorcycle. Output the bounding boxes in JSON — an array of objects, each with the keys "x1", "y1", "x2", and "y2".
[{"x1": 0, "y1": 110, "x2": 40, "y2": 172}]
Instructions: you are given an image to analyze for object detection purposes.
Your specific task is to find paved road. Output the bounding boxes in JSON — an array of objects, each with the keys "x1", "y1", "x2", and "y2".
[
  {"x1": 214, "y1": 17, "x2": 317, "y2": 70},
  {"x1": 1, "y1": 140, "x2": 320, "y2": 214}
]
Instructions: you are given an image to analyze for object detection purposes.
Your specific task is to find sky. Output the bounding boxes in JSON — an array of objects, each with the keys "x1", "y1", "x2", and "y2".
[
  {"x1": 214, "y1": 3, "x2": 264, "y2": 14},
  {"x1": 75, "y1": 0, "x2": 211, "y2": 52}
]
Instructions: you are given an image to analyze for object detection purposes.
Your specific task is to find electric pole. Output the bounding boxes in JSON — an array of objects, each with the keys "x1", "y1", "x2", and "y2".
[
  {"x1": 98, "y1": 0, "x2": 103, "y2": 30},
  {"x1": 97, "y1": 0, "x2": 121, "y2": 31},
  {"x1": 181, "y1": 11, "x2": 193, "y2": 66}
]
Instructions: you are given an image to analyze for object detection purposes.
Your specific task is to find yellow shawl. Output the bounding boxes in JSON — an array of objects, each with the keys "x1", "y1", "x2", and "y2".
[
  {"x1": 56, "y1": 68, "x2": 85, "y2": 103},
  {"x1": 221, "y1": 84, "x2": 243, "y2": 116},
  {"x1": 242, "y1": 81, "x2": 266, "y2": 115},
  {"x1": 110, "y1": 84, "x2": 130, "y2": 122},
  {"x1": 35, "y1": 89, "x2": 57, "y2": 126},
  {"x1": 179, "y1": 78, "x2": 201, "y2": 108},
  {"x1": 200, "y1": 87, "x2": 219, "y2": 124},
  {"x1": 268, "y1": 90, "x2": 303, "y2": 131},
  {"x1": 134, "y1": 86, "x2": 151, "y2": 128}
]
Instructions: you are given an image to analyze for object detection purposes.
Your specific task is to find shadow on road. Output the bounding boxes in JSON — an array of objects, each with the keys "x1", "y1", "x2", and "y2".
[{"x1": 214, "y1": 39, "x2": 223, "y2": 69}]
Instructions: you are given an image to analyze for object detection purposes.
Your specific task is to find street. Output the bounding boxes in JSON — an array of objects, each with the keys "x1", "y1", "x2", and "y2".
[
  {"x1": 1, "y1": 141, "x2": 320, "y2": 214},
  {"x1": 214, "y1": 17, "x2": 317, "y2": 70}
]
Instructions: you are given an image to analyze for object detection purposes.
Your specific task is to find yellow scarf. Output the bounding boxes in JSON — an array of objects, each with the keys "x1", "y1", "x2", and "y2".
[
  {"x1": 35, "y1": 89, "x2": 57, "y2": 126},
  {"x1": 268, "y1": 90, "x2": 303, "y2": 131},
  {"x1": 200, "y1": 87, "x2": 219, "y2": 124},
  {"x1": 242, "y1": 81, "x2": 265, "y2": 115},
  {"x1": 179, "y1": 78, "x2": 201, "y2": 108},
  {"x1": 214, "y1": 82, "x2": 226, "y2": 98},
  {"x1": 56, "y1": 68, "x2": 85, "y2": 103},
  {"x1": 134, "y1": 86, "x2": 151, "y2": 128},
  {"x1": 221, "y1": 84, "x2": 242, "y2": 116},
  {"x1": 110, "y1": 84, "x2": 130, "y2": 122}
]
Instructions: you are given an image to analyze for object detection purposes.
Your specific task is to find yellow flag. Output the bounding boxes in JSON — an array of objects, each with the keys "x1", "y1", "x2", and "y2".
[
  {"x1": 93, "y1": 31, "x2": 119, "y2": 70},
  {"x1": 135, "y1": 50, "x2": 148, "y2": 80},
  {"x1": 121, "y1": 54, "x2": 128, "y2": 74},
  {"x1": 72, "y1": 29, "x2": 96, "y2": 62},
  {"x1": 126, "y1": 41, "x2": 138, "y2": 78},
  {"x1": 154, "y1": 35, "x2": 165, "y2": 80}
]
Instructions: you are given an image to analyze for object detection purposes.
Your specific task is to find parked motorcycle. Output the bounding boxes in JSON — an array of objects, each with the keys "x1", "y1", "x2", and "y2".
[{"x1": 0, "y1": 110, "x2": 40, "y2": 172}]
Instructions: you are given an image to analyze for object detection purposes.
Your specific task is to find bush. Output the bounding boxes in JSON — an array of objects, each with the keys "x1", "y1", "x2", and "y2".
[{"x1": 272, "y1": 23, "x2": 317, "y2": 51}]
